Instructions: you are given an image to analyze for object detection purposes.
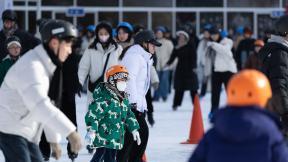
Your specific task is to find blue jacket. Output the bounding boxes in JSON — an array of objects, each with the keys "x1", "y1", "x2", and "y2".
[{"x1": 189, "y1": 106, "x2": 288, "y2": 162}]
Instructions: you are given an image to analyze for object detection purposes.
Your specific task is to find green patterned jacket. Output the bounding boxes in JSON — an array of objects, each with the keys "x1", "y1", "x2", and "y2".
[{"x1": 85, "y1": 83, "x2": 140, "y2": 150}]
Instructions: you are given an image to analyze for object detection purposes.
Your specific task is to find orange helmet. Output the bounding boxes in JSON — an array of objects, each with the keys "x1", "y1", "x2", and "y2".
[
  {"x1": 254, "y1": 39, "x2": 265, "y2": 47},
  {"x1": 106, "y1": 65, "x2": 129, "y2": 84},
  {"x1": 227, "y1": 70, "x2": 272, "y2": 108}
]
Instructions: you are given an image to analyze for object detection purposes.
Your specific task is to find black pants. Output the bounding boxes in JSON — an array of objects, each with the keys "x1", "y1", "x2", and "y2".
[
  {"x1": 173, "y1": 90, "x2": 197, "y2": 108},
  {"x1": 211, "y1": 71, "x2": 234, "y2": 112},
  {"x1": 117, "y1": 110, "x2": 149, "y2": 162},
  {"x1": 90, "y1": 148, "x2": 117, "y2": 162},
  {"x1": 40, "y1": 92, "x2": 77, "y2": 159},
  {"x1": 0, "y1": 132, "x2": 43, "y2": 162},
  {"x1": 146, "y1": 89, "x2": 154, "y2": 114}
]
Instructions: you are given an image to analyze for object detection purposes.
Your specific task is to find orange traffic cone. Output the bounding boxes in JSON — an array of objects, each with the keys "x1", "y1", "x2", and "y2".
[
  {"x1": 142, "y1": 153, "x2": 148, "y2": 162},
  {"x1": 181, "y1": 94, "x2": 204, "y2": 144}
]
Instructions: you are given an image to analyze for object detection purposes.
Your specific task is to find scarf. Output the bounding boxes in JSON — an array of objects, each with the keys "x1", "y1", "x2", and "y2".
[{"x1": 43, "y1": 44, "x2": 63, "y2": 109}]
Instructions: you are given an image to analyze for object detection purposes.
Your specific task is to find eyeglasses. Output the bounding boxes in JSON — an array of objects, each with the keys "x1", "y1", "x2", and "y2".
[{"x1": 8, "y1": 46, "x2": 21, "y2": 50}]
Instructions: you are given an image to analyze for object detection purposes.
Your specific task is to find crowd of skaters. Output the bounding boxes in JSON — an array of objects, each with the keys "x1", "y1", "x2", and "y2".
[{"x1": 2, "y1": 7, "x2": 288, "y2": 162}]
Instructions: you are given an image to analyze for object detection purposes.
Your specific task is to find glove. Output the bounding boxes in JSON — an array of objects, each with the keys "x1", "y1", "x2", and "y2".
[
  {"x1": 85, "y1": 129, "x2": 96, "y2": 146},
  {"x1": 147, "y1": 112, "x2": 155, "y2": 127},
  {"x1": 67, "y1": 131, "x2": 82, "y2": 154},
  {"x1": 132, "y1": 130, "x2": 141, "y2": 145},
  {"x1": 50, "y1": 143, "x2": 62, "y2": 160},
  {"x1": 130, "y1": 103, "x2": 137, "y2": 110},
  {"x1": 151, "y1": 82, "x2": 159, "y2": 90}
]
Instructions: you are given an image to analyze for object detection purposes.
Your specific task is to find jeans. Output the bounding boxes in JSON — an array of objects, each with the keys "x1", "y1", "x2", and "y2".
[
  {"x1": 153, "y1": 70, "x2": 170, "y2": 101},
  {"x1": 0, "y1": 132, "x2": 43, "y2": 162},
  {"x1": 90, "y1": 147, "x2": 117, "y2": 162}
]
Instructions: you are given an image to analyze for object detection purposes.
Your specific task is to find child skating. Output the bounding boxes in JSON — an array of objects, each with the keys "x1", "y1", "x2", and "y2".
[{"x1": 85, "y1": 65, "x2": 141, "y2": 162}]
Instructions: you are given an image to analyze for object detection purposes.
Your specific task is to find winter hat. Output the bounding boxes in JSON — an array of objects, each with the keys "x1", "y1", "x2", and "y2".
[
  {"x1": 176, "y1": 30, "x2": 190, "y2": 40},
  {"x1": 5, "y1": 36, "x2": 21, "y2": 48}
]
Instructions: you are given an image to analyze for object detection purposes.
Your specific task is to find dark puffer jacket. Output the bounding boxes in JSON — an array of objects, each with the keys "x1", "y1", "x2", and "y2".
[
  {"x1": 258, "y1": 42, "x2": 288, "y2": 115},
  {"x1": 189, "y1": 107, "x2": 288, "y2": 162}
]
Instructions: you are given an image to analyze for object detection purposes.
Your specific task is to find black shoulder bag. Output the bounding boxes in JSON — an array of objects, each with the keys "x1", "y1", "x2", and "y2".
[{"x1": 88, "y1": 53, "x2": 111, "y2": 92}]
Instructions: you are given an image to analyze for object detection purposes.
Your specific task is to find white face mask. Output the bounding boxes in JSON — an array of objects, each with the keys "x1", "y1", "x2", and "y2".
[
  {"x1": 116, "y1": 81, "x2": 127, "y2": 92},
  {"x1": 99, "y1": 35, "x2": 110, "y2": 43}
]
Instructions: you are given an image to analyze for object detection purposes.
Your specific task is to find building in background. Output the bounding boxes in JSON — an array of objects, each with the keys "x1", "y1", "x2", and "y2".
[{"x1": 8, "y1": 0, "x2": 287, "y2": 38}]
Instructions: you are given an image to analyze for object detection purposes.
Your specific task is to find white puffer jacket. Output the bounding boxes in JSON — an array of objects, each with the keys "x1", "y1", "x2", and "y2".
[
  {"x1": 121, "y1": 45, "x2": 153, "y2": 112},
  {"x1": 210, "y1": 38, "x2": 237, "y2": 73},
  {"x1": 0, "y1": 45, "x2": 76, "y2": 144},
  {"x1": 78, "y1": 43, "x2": 122, "y2": 105},
  {"x1": 155, "y1": 38, "x2": 174, "y2": 71}
]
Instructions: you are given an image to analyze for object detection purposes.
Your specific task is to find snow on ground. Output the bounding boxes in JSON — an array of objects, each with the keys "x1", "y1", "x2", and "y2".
[{"x1": 0, "y1": 90, "x2": 227, "y2": 162}]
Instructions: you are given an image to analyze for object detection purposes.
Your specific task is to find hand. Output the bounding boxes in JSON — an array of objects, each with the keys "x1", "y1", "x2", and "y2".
[
  {"x1": 132, "y1": 130, "x2": 141, "y2": 145},
  {"x1": 207, "y1": 41, "x2": 213, "y2": 47},
  {"x1": 163, "y1": 65, "x2": 170, "y2": 71},
  {"x1": 67, "y1": 131, "x2": 82, "y2": 154},
  {"x1": 85, "y1": 129, "x2": 96, "y2": 146},
  {"x1": 147, "y1": 112, "x2": 155, "y2": 127},
  {"x1": 151, "y1": 82, "x2": 159, "y2": 90},
  {"x1": 50, "y1": 143, "x2": 62, "y2": 160}
]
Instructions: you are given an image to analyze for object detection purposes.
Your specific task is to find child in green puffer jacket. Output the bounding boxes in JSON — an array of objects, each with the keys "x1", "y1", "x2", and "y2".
[
  {"x1": 85, "y1": 65, "x2": 141, "y2": 162},
  {"x1": 0, "y1": 36, "x2": 21, "y2": 86}
]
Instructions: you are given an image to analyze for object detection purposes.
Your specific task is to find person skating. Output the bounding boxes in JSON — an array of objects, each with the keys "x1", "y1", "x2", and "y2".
[
  {"x1": 189, "y1": 70, "x2": 288, "y2": 162},
  {"x1": 166, "y1": 30, "x2": 198, "y2": 111},
  {"x1": 258, "y1": 15, "x2": 288, "y2": 139},
  {"x1": 204, "y1": 26, "x2": 237, "y2": 118},
  {"x1": 85, "y1": 65, "x2": 141, "y2": 162},
  {"x1": 78, "y1": 22, "x2": 122, "y2": 154},
  {"x1": 244, "y1": 39, "x2": 264, "y2": 70},
  {"x1": 0, "y1": 36, "x2": 21, "y2": 86},
  {"x1": 153, "y1": 26, "x2": 174, "y2": 102},
  {"x1": 117, "y1": 30, "x2": 161, "y2": 162},
  {"x1": 0, "y1": 19, "x2": 82, "y2": 162}
]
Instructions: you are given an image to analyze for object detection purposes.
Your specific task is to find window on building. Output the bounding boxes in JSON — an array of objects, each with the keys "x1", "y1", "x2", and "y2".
[
  {"x1": 123, "y1": 12, "x2": 148, "y2": 29},
  {"x1": 258, "y1": 14, "x2": 277, "y2": 38},
  {"x1": 56, "y1": 13, "x2": 73, "y2": 23},
  {"x1": 99, "y1": 12, "x2": 118, "y2": 27},
  {"x1": 177, "y1": 0, "x2": 223, "y2": 7},
  {"x1": 228, "y1": 12, "x2": 253, "y2": 33},
  {"x1": 200, "y1": 12, "x2": 223, "y2": 31},
  {"x1": 78, "y1": 13, "x2": 95, "y2": 29},
  {"x1": 123, "y1": 0, "x2": 172, "y2": 7},
  {"x1": 15, "y1": 11, "x2": 25, "y2": 30},
  {"x1": 228, "y1": 0, "x2": 279, "y2": 7},
  {"x1": 42, "y1": 0, "x2": 73, "y2": 6},
  {"x1": 176, "y1": 12, "x2": 196, "y2": 32},
  {"x1": 42, "y1": 12, "x2": 52, "y2": 19},
  {"x1": 152, "y1": 12, "x2": 172, "y2": 31},
  {"x1": 78, "y1": 0, "x2": 118, "y2": 6},
  {"x1": 28, "y1": 11, "x2": 37, "y2": 34}
]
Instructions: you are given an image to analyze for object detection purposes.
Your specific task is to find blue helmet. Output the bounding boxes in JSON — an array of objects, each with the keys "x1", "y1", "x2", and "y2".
[
  {"x1": 155, "y1": 26, "x2": 166, "y2": 33},
  {"x1": 117, "y1": 22, "x2": 133, "y2": 32},
  {"x1": 236, "y1": 26, "x2": 244, "y2": 35},
  {"x1": 220, "y1": 29, "x2": 228, "y2": 38},
  {"x1": 87, "y1": 25, "x2": 96, "y2": 33}
]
